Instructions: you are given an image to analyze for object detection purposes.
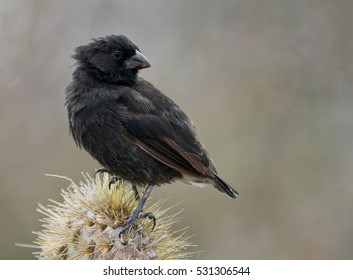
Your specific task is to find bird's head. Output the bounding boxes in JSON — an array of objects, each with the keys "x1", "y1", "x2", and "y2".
[{"x1": 72, "y1": 34, "x2": 150, "y2": 84}]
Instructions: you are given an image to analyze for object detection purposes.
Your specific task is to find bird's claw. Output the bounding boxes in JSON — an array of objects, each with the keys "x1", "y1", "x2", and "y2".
[
  {"x1": 140, "y1": 212, "x2": 156, "y2": 231},
  {"x1": 94, "y1": 167, "x2": 120, "y2": 189},
  {"x1": 132, "y1": 185, "x2": 140, "y2": 200},
  {"x1": 118, "y1": 211, "x2": 156, "y2": 238},
  {"x1": 94, "y1": 167, "x2": 109, "y2": 180},
  {"x1": 108, "y1": 176, "x2": 120, "y2": 188}
]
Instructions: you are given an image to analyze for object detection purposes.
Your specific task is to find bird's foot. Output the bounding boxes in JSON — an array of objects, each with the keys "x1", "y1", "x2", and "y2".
[
  {"x1": 118, "y1": 211, "x2": 156, "y2": 238},
  {"x1": 108, "y1": 176, "x2": 120, "y2": 189},
  {"x1": 94, "y1": 167, "x2": 121, "y2": 189},
  {"x1": 140, "y1": 212, "x2": 156, "y2": 231},
  {"x1": 132, "y1": 185, "x2": 140, "y2": 200},
  {"x1": 94, "y1": 167, "x2": 109, "y2": 180}
]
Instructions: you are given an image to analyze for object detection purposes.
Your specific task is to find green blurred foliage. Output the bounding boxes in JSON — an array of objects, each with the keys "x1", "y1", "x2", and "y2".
[{"x1": 1, "y1": 0, "x2": 352, "y2": 259}]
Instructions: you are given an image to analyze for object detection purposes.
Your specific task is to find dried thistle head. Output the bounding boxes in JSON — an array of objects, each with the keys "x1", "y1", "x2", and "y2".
[{"x1": 33, "y1": 173, "x2": 192, "y2": 260}]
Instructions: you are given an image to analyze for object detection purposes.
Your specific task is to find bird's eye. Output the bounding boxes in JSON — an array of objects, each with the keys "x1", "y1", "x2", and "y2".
[{"x1": 112, "y1": 51, "x2": 123, "y2": 60}]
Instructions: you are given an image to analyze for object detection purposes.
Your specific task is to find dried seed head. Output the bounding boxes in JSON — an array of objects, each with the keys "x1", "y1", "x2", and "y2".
[{"x1": 33, "y1": 173, "x2": 193, "y2": 260}]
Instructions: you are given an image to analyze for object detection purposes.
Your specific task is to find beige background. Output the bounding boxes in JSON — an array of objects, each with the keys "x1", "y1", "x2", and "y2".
[{"x1": 1, "y1": 0, "x2": 352, "y2": 259}]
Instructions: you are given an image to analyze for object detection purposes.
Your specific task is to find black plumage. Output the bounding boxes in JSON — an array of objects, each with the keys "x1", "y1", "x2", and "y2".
[{"x1": 65, "y1": 35, "x2": 238, "y2": 233}]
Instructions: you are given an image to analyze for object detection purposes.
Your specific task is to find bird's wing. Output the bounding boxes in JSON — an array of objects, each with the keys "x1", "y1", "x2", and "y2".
[
  {"x1": 124, "y1": 114, "x2": 215, "y2": 178},
  {"x1": 118, "y1": 86, "x2": 216, "y2": 178}
]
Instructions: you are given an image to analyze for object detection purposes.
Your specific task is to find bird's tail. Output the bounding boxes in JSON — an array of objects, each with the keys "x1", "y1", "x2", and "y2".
[{"x1": 213, "y1": 174, "x2": 239, "y2": 199}]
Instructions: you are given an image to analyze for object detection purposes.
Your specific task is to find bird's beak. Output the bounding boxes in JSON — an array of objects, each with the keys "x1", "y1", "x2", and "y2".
[{"x1": 126, "y1": 51, "x2": 151, "y2": 69}]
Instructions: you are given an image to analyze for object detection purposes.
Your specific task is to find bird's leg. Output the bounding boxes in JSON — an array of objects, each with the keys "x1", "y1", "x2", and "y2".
[{"x1": 119, "y1": 184, "x2": 155, "y2": 238}]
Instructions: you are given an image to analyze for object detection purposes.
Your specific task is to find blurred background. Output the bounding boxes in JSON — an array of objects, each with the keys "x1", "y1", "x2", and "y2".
[{"x1": 1, "y1": 0, "x2": 352, "y2": 259}]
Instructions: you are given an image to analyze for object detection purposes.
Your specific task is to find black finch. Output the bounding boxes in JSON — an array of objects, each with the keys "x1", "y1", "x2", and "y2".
[{"x1": 65, "y1": 35, "x2": 238, "y2": 234}]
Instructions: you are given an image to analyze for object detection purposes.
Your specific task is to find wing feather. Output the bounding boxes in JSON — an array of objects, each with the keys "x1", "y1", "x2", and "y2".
[{"x1": 125, "y1": 116, "x2": 214, "y2": 178}]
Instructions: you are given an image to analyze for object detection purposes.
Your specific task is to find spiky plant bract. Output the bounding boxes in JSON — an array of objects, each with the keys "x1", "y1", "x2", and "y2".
[{"x1": 33, "y1": 173, "x2": 192, "y2": 260}]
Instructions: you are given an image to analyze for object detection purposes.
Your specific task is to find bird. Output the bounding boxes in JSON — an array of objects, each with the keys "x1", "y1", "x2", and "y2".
[{"x1": 65, "y1": 34, "x2": 239, "y2": 236}]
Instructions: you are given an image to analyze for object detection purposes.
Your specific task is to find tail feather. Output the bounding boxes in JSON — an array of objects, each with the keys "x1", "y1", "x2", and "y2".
[{"x1": 213, "y1": 174, "x2": 239, "y2": 199}]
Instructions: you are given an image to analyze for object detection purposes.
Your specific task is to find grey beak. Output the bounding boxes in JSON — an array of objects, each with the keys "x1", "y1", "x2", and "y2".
[{"x1": 125, "y1": 50, "x2": 151, "y2": 69}]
